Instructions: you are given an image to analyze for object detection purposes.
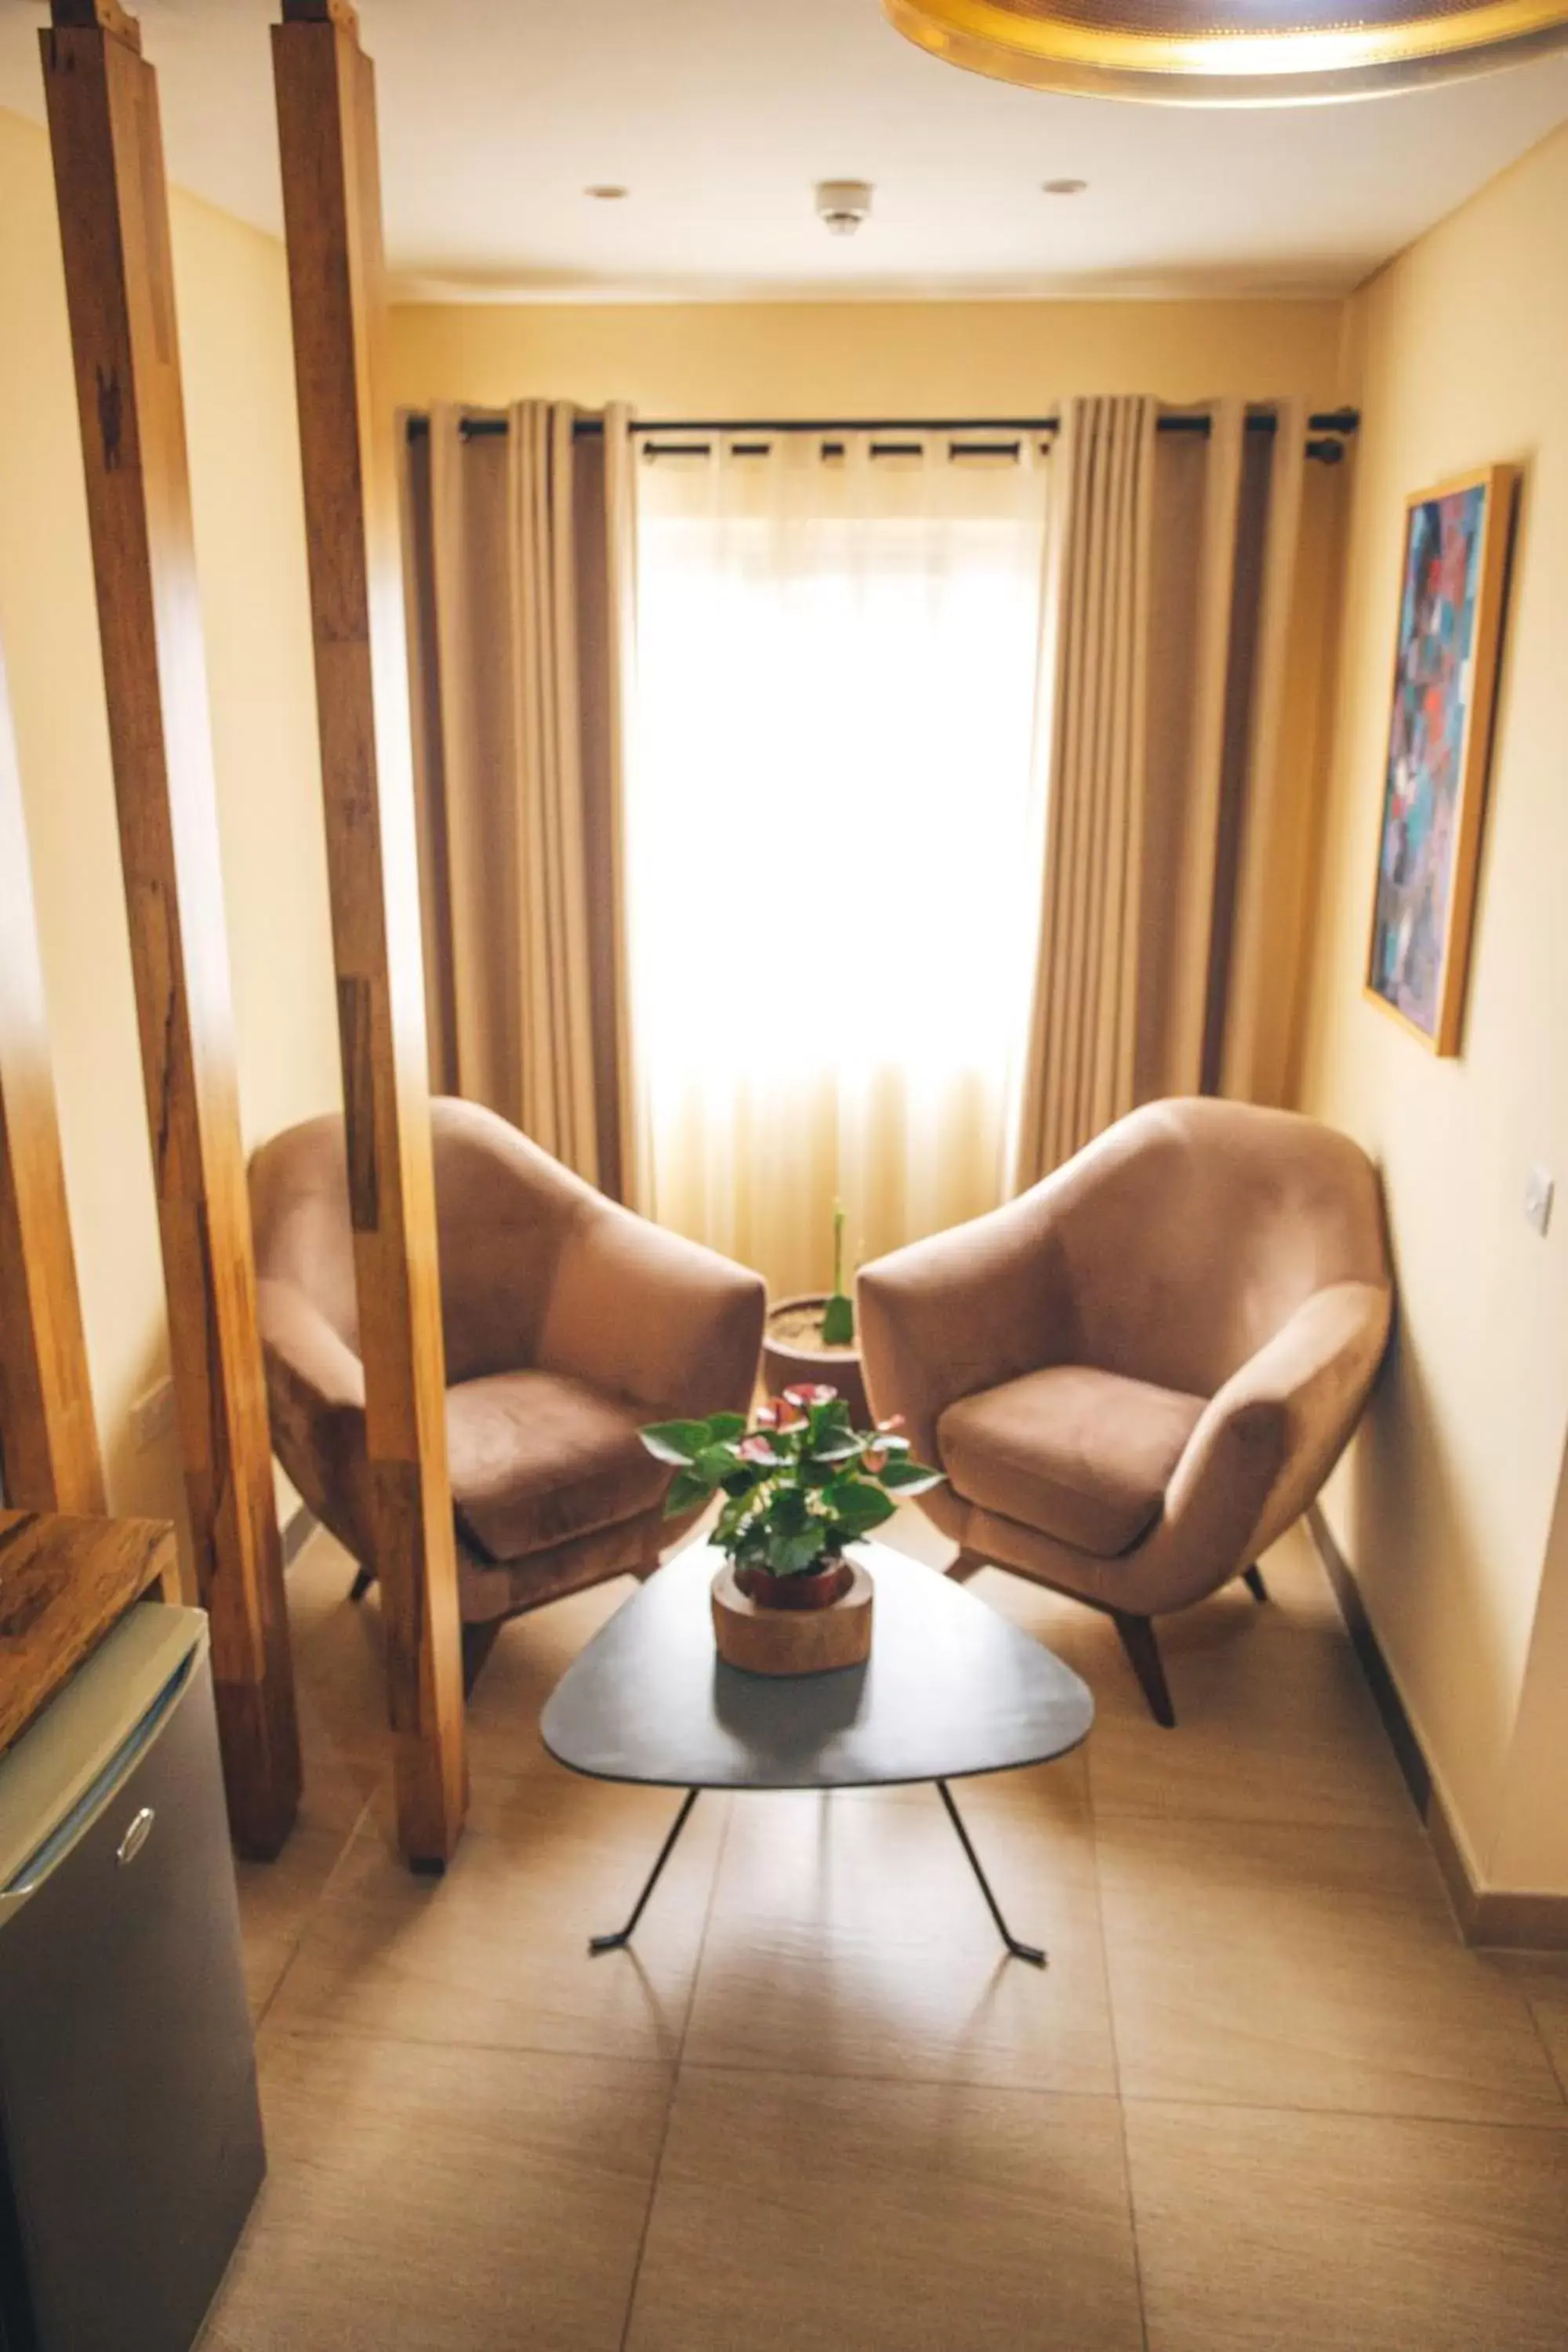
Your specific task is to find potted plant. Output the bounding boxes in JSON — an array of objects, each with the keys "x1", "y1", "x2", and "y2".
[
  {"x1": 762, "y1": 1203, "x2": 871, "y2": 1428},
  {"x1": 640, "y1": 1386, "x2": 942, "y2": 1675}
]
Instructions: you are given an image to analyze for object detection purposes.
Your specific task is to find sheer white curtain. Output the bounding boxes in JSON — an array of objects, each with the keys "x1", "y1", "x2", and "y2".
[{"x1": 626, "y1": 430, "x2": 1051, "y2": 1297}]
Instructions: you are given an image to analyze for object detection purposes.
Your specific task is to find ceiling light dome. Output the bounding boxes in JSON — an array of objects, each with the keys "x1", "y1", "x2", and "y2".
[{"x1": 883, "y1": 0, "x2": 1568, "y2": 103}]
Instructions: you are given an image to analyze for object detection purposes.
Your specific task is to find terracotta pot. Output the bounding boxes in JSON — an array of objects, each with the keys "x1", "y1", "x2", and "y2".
[
  {"x1": 762, "y1": 1294, "x2": 871, "y2": 1429},
  {"x1": 734, "y1": 1558, "x2": 853, "y2": 1612}
]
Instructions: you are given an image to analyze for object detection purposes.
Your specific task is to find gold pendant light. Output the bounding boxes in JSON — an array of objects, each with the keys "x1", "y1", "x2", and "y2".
[{"x1": 884, "y1": 0, "x2": 1568, "y2": 103}]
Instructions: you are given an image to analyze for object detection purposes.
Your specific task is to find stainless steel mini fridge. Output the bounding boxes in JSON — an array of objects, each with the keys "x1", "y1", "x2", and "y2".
[{"x1": 0, "y1": 1604, "x2": 264, "y2": 2352}]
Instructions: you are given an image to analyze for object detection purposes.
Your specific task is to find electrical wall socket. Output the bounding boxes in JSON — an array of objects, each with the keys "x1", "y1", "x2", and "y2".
[
  {"x1": 131, "y1": 1377, "x2": 176, "y2": 1451},
  {"x1": 1523, "y1": 1165, "x2": 1555, "y2": 1240}
]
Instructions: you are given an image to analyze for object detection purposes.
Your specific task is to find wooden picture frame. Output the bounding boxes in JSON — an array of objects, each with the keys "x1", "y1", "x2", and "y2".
[{"x1": 1364, "y1": 463, "x2": 1517, "y2": 1056}]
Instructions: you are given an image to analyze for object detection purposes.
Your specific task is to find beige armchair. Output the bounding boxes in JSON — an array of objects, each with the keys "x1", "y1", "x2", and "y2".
[
  {"x1": 249, "y1": 1099, "x2": 765, "y2": 1677},
  {"x1": 857, "y1": 1098, "x2": 1392, "y2": 1725}
]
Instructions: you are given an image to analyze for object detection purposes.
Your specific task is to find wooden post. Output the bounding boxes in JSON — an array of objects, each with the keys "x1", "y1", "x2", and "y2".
[
  {"x1": 272, "y1": 0, "x2": 466, "y2": 1868},
  {"x1": 40, "y1": 1, "x2": 300, "y2": 1856},
  {"x1": 0, "y1": 635, "x2": 105, "y2": 1517}
]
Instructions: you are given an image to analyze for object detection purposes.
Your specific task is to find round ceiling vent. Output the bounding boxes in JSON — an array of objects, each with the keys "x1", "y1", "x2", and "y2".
[
  {"x1": 816, "y1": 180, "x2": 875, "y2": 234},
  {"x1": 883, "y1": 0, "x2": 1568, "y2": 103}
]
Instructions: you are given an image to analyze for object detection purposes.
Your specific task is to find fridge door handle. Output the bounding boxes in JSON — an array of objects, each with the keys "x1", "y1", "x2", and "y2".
[
  {"x1": 115, "y1": 1807, "x2": 156, "y2": 1867},
  {"x1": 4, "y1": 1653, "x2": 194, "y2": 1899}
]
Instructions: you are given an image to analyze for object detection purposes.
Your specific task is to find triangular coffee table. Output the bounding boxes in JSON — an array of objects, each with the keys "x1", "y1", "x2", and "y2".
[{"x1": 541, "y1": 1539, "x2": 1094, "y2": 1968}]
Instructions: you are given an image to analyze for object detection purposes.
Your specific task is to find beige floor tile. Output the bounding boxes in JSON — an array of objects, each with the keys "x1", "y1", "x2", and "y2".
[
  {"x1": 1527, "y1": 1969, "x2": 1568, "y2": 2097},
  {"x1": 626, "y1": 2068, "x2": 1144, "y2": 2352},
  {"x1": 237, "y1": 1578, "x2": 383, "y2": 2023},
  {"x1": 204, "y1": 2034, "x2": 669, "y2": 2352},
  {"x1": 1098, "y1": 1813, "x2": 1566, "y2": 2125},
  {"x1": 278, "y1": 1521, "x2": 360, "y2": 1636},
  {"x1": 463, "y1": 1578, "x2": 639, "y2": 1780},
  {"x1": 682, "y1": 1782, "x2": 1117, "y2": 2093},
  {"x1": 1530, "y1": 1978, "x2": 1568, "y2": 2100},
  {"x1": 234, "y1": 1793, "x2": 365, "y2": 2024},
  {"x1": 1085, "y1": 1611, "x2": 1417, "y2": 1835},
  {"x1": 909, "y1": 1534, "x2": 1414, "y2": 1835},
  {"x1": 267, "y1": 1770, "x2": 727, "y2": 2064},
  {"x1": 1494, "y1": 1955, "x2": 1568, "y2": 2099},
  {"x1": 282, "y1": 1530, "x2": 396, "y2": 1781},
  {"x1": 1124, "y1": 2100, "x2": 1568, "y2": 2352}
]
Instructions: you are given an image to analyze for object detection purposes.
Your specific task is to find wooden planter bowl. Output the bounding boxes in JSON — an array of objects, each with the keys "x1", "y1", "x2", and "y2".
[
  {"x1": 711, "y1": 1557, "x2": 873, "y2": 1676},
  {"x1": 762, "y1": 1295, "x2": 871, "y2": 1428}
]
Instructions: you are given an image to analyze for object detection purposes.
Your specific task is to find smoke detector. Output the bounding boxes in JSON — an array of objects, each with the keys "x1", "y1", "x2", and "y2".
[{"x1": 815, "y1": 180, "x2": 873, "y2": 238}]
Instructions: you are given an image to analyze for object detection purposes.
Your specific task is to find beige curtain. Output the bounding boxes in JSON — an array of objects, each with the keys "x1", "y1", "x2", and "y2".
[
  {"x1": 399, "y1": 400, "x2": 637, "y2": 1199},
  {"x1": 1014, "y1": 397, "x2": 1156, "y2": 1181},
  {"x1": 1012, "y1": 393, "x2": 1312, "y2": 1189}
]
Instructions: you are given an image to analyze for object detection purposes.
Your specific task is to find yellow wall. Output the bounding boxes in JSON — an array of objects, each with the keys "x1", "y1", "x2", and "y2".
[
  {"x1": 1297, "y1": 124, "x2": 1568, "y2": 1896},
  {"x1": 388, "y1": 296, "x2": 1344, "y2": 416},
  {"x1": 0, "y1": 107, "x2": 339, "y2": 1530}
]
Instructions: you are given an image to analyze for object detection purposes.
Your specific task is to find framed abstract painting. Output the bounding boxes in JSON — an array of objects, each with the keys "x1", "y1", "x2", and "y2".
[{"x1": 1365, "y1": 463, "x2": 1517, "y2": 1054}]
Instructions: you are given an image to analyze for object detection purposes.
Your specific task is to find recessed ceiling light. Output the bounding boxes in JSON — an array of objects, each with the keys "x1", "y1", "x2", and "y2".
[
  {"x1": 585, "y1": 184, "x2": 630, "y2": 201},
  {"x1": 1041, "y1": 178, "x2": 1087, "y2": 197}
]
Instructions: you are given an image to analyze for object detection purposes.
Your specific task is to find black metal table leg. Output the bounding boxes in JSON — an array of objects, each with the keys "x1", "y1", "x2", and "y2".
[
  {"x1": 936, "y1": 1779, "x2": 1047, "y2": 1967},
  {"x1": 589, "y1": 1788, "x2": 700, "y2": 1955}
]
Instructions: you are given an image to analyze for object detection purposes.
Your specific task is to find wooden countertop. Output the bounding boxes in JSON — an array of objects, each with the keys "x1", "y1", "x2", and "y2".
[{"x1": 0, "y1": 1509, "x2": 177, "y2": 1759}]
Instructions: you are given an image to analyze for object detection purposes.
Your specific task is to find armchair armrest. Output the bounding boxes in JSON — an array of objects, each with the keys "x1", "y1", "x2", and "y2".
[
  {"x1": 255, "y1": 1278, "x2": 374, "y2": 1559},
  {"x1": 541, "y1": 1199, "x2": 766, "y2": 1421},
  {"x1": 1160, "y1": 1279, "x2": 1391, "y2": 1603},
  {"x1": 856, "y1": 1188, "x2": 1074, "y2": 1469}
]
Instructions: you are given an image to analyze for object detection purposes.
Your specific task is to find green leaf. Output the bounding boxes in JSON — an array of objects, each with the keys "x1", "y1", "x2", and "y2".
[
  {"x1": 809, "y1": 1431, "x2": 862, "y2": 1465},
  {"x1": 662, "y1": 1466, "x2": 713, "y2": 1517},
  {"x1": 804, "y1": 1396, "x2": 855, "y2": 1454},
  {"x1": 769, "y1": 1524, "x2": 832, "y2": 1575},
  {"x1": 639, "y1": 1419, "x2": 711, "y2": 1466},
  {"x1": 770, "y1": 1486, "x2": 809, "y2": 1534},
  {"x1": 706, "y1": 1412, "x2": 748, "y2": 1444},
  {"x1": 820, "y1": 1291, "x2": 855, "y2": 1346},
  {"x1": 696, "y1": 1443, "x2": 744, "y2": 1485},
  {"x1": 878, "y1": 1458, "x2": 943, "y2": 1493},
  {"x1": 823, "y1": 1481, "x2": 895, "y2": 1536}
]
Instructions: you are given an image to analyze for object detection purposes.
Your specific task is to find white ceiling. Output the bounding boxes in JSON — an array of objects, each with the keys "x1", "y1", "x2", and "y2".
[{"x1": 2, "y1": 0, "x2": 1567, "y2": 299}]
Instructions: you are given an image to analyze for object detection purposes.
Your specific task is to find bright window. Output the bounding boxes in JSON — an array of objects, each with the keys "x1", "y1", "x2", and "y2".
[{"x1": 626, "y1": 432, "x2": 1051, "y2": 1296}]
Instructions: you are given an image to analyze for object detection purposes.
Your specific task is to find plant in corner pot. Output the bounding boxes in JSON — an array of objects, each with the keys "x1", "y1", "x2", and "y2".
[
  {"x1": 640, "y1": 1388, "x2": 944, "y2": 1674},
  {"x1": 760, "y1": 1203, "x2": 872, "y2": 1425},
  {"x1": 819, "y1": 1201, "x2": 855, "y2": 1348}
]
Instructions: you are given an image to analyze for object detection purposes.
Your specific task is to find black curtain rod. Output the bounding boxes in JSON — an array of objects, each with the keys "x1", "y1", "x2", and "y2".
[{"x1": 405, "y1": 405, "x2": 1359, "y2": 462}]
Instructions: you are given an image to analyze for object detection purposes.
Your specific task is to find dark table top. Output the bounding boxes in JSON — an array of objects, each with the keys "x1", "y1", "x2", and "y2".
[{"x1": 540, "y1": 1541, "x2": 1094, "y2": 1792}]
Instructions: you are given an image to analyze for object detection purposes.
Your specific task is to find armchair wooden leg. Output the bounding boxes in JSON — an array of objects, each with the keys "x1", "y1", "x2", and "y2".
[
  {"x1": 348, "y1": 1563, "x2": 375, "y2": 1604},
  {"x1": 1112, "y1": 1611, "x2": 1176, "y2": 1728},
  {"x1": 949, "y1": 1549, "x2": 988, "y2": 1584},
  {"x1": 1242, "y1": 1563, "x2": 1269, "y2": 1604},
  {"x1": 461, "y1": 1617, "x2": 503, "y2": 1698}
]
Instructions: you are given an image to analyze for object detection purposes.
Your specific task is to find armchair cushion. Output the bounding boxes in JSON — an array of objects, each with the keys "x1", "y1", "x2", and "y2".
[
  {"x1": 939, "y1": 1365, "x2": 1205, "y2": 1559},
  {"x1": 446, "y1": 1369, "x2": 667, "y2": 1564}
]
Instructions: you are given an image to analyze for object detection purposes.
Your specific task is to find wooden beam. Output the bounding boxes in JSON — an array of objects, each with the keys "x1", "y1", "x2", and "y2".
[
  {"x1": 0, "y1": 637, "x2": 105, "y2": 1518},
  {"x1": 272, "y1": 0, "x2": 467, "y2": 1868},
  {"x1": 40, "y1": 3, "x2": 300, "y2": 1857}
]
